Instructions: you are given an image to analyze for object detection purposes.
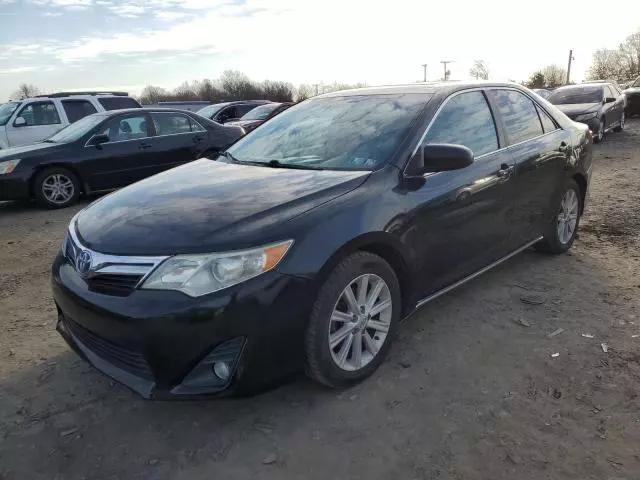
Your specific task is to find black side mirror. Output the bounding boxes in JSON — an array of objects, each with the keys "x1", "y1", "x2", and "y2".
[
  {"x1": 87, "y1": 133, "x2": 109, "y2": 147},
  {"x1": 406, "y1": 143, "x2": 474, "y2": 176},
  {"x1": 605, "y1": 97, "x2": 616, "y2": 103}
]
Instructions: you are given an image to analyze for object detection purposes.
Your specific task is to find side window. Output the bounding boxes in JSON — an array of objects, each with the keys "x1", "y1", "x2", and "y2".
[
  {"x1": 488, "y1": 90, "x2": 543, "y2": 145},
  {"x1": 217, "y1": 106, "x2": 237, "y2": 123},
  {"x1": 15, "y1": 102, "x2": 61, "y2": 126},
  {"x1": 605, "y1": 86, "x2": 616, "y2": 99},
  {"x1": 536, "y1": 105, "x2": 557, "y2": 133},
  {"x1": 97, "y1": 97, "x2": 142, "y2": 110},
  {"x1": 424, "y1": 91, "x2": 498, "y2": 157},
  {"x1": 62, "y1": 100, "x2": 98, "y2": 123},
  {"x1": 189, "y1": 117, "x2": 206, "y2": 132},
  {"x1": 236, "y1": 104, "x2": 256, "y2": 117},
  {"x1": 152, "y1": 113, "x2": 192, "y2": 136},
  {"x1": 97, "y1": 115, "x2": 149, "y2": 142}
]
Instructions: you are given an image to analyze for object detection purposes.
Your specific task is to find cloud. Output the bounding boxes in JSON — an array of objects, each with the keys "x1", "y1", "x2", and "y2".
[
  {"x1": 108, "y1": 4, "x2": 145, "y2": 17},
  {"x1": 154, "y1": 10, "x2": 190, "y2": 21},
  {"x1": 0, "y1": 66, "x2": 40, "y2": 75}
]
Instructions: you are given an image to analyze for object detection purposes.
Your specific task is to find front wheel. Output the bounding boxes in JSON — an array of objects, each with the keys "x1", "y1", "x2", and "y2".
[
  {"x1": 33, "y1": 167, "x2": 80, "y2": 209},
  {"x1": 536, "y1": 179, "x2": 582, "y2": 254},
  {"x1": 305, "y1": 252, "x2": 401, "y2": 388}
]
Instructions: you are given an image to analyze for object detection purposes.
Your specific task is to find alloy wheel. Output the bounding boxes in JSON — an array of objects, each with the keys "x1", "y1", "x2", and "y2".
[
  {"x1": 557, "y1": 189, "x2": 579, "y2": 245},
  {"x1": 328, "y1": 273, "x2": 392, "y2": 371},
  {"x1": 42, "y1": 173, "x2": 75, "y2": 205}
]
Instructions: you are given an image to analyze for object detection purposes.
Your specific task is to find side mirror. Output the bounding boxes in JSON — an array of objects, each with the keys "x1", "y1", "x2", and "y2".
[
  {"x1": 14, "y1": 117, "x2": 26, "y2": 127},
  {"x1": 87, "y1": 133, "x2": 109, "y2": 147},
  {"x1": 605, "y1": 97, "x2": 616, "y2": 103},
  {"x1": 406, "y1": 143, "x2": 474, "y2": 176}
]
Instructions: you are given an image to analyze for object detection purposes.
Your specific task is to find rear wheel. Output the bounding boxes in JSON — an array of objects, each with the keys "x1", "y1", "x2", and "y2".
[
  {"x1": 33, "y1": 167, "x2": 80, "y2": 209},
  {"x1": 536, "y1": 179, "x2": 582, "y2": 254},
  {"x1": 305, "y1": 252, "x2": 401, "y2": 388},
  {"x1": 613, "y1": 111, "x2": 625, "y2": 132}
]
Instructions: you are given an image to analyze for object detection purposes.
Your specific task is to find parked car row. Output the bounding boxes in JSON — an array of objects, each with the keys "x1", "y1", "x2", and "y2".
[{"x1": 49, "y1": 81, "x2": 593, "y2": 398}]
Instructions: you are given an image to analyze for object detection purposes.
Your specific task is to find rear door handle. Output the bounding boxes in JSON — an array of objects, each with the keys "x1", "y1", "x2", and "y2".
[
  {"x1": 139, "y1": 143, "x2": 152, "y2": 150},
  {"x1": 497, "y1": 164, "x2": 514, "y2": 179}
]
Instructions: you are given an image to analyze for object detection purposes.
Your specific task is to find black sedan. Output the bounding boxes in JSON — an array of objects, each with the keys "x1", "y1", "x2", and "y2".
[
  {"x1": 196, "y1": 100, "x2": 271, "y2": 124},
  {"x1": 225, "y1": 102, "x2": 293, "y2": 133},
  {"x1": 548, "y1": 83, "x2": 625, "y2": 142},
  {"x1": 0, "y1": 108, "x2": 243, "y2": 208},
  {"x1": 623, "y1": 76, "x2": 640, "y2": 117},
  {"x1": 52, "y1": 82, "x2": 592, "y2": 399}
]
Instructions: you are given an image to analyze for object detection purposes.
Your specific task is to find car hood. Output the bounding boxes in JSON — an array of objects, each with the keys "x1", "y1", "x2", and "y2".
[
  {"x1": 75, "y1": 159, "x2": 370, "y2": 255},
  {"x1": 554, "y1": 103, "x2": 601, "y2": 116},
  {"x1": 0, "y1": 142, "x2": 59, "y2": 160}
]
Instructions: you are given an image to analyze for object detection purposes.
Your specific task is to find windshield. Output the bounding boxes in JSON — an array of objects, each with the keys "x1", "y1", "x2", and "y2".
[
  {"x1": 46, "y1": 113, "x2": 107, "y2": 143},
  {"x1": 226, "y1": 94, "x2": 430, "y2": 171},
  {"x1": 0, "y1": 101, "x2": 20, "y2": 126},
  {"x1": 632, "y1": 78, "x2": 640, "y2": 88},
  {"x1": 240, "y1": 103, "x2": 281, "y2": 121},
  {"x1": 548, "y1": 86, "x2": 603, "y2": 105},
  {"x1": 196, "y1": 103, "x2": 227, "y2": 118}
]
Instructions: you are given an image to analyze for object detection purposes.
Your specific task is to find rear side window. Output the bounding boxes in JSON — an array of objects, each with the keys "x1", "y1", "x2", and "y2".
[
  {"x1": 489, "y1": 90, "x2": 543, "y2": 145},
  {"x1": 151, "y1": 112, "x2": 193, "y2": 136},
  {"x1": 536, "y1": 105, "x2": 557, "y2": 133},
  {"x1": 97, "y1": 97, "x2": 142, "y2": 111},
  {"x1": 16, "y1": 101, "x2": 61, "y2": 126},
  {"x1": 424, "y1": 91, "x2": 498, "y2": 156},
  {"x1": 62, "y1": 100, "x2": 98, "y2": 123}
]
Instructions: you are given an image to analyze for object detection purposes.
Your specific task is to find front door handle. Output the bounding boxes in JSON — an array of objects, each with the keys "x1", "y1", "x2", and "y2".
[
  {"x1": 139, "y1": 143, "x2": 152, "y2": 150},
  {"x1": 497, "y1": 164, "x2": 514, "y2": 179}
]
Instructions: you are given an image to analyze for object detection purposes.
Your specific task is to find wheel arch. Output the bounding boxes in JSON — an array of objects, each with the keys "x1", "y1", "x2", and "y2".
[
  {"x1": 29, "y1": 163, "x2": 86, "y2": 198},
  {"x1": 313, "y1": 232, "x2": 415, "y2": 317}
]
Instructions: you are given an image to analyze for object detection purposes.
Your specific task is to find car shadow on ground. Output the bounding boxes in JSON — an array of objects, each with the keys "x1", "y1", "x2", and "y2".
[{"x1": 3, "y1": 244, "x2": 637, "y2": 480}]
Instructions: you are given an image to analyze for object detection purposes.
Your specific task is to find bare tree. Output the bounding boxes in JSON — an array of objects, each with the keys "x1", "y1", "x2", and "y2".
[
  {"x1": 618, "y1": 30, "x2": 640, "y2": 80},
  {"x1": 525, "y1": 71, "x2": 546, "y2": 89},
  {"x1": 469, "y1": 60, "x2": 489, "y2": 80},
  {"x1": 587, "y1": 49, "x2": 622, "y2": 81},
  {"x1": 11, "y1": 83, "x2": 41, "y2": 99},
  {"x1": 541, "y1": 65, "x2": 567, "y2": 88},
  {"x1": 138, "y1": 85, "x2": 169, "y2": 104},
  {"x1": 295, "y1": 84, "x2": 315, "y2": 101}
]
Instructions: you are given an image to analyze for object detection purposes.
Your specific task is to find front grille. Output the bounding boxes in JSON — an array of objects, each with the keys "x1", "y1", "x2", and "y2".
[
  {"x1": 86, "y1": 274, "x2": 143, "y2": 296},
  {"x1": 63, "y1": 316, "x2": 153, "y2": 380}
]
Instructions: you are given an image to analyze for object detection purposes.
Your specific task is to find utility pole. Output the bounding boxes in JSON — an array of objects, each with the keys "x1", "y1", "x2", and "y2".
[
  {"x1": 314, "y1": 84, "x2": 320, "y2": 96},
  {"x1": 421, "y1": 63, "x2": 428, "y2": 82},
  {"x1": 440, "y1": 60, "x2": 454, "y2": 81},
  {"x1": 566, "y1": 49, "x2": 574, "y2": 85}
]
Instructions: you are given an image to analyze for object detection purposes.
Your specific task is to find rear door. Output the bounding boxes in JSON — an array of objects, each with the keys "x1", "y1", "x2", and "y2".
[
  {"x1": 148, "y1": 112, "x2": 207, "y2": 174},
  {"x1": 486, "y1": 88, "x2": 569, "y2": 246},
  {"x1": 81, "y1": 112, "x2": 156, "y2": 190},
  {"x1": 6, "y1": 100, "x2": 64, "y2": 147},
  {"x1": 406, "y1": 90, "x2": 517, "y2": 296}
]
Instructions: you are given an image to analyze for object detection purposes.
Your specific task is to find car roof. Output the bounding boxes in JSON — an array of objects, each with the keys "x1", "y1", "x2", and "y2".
[
  {"x1": 97, "y1": 107, "x2": 198, "y2": 115},
  {"x1": 318, "y1": 81, "x2": 529, "y2": 98},
  {"x1": 555, "y1": 83, "x2": 605, "y2": 90}
]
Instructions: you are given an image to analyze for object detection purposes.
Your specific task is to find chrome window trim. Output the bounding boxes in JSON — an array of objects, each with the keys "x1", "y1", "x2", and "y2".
[
  {"x1": 83, "y1": 136, "x2": 150, "y2": 148},
  {"x1": 67, "y1": 222, "x2": 169, "y2": 285},
  {"x1": 404, "y1": 86, "x2": 564, "y2": 178}
]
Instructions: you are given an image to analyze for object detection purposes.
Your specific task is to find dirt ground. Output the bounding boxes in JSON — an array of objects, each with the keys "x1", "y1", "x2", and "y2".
[{"x1": 1, "y1": 120, "x2": 640, "y2": 480}]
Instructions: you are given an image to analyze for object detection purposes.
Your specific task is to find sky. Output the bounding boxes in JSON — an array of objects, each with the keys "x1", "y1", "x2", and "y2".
[{"x1": 1, "y1": 0, "x2": 639, "y2": 101}]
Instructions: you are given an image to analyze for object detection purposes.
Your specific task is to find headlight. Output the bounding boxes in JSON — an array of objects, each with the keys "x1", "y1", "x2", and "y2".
[
  {"x1": 0, "y1": 159, "x2": 20, "y2": 174},
  {"x1": 574, "y1": 112, "x2": 598, "y2": 122},
  {"x1": 141, "y1": 240, "x2": 293, "y2": 297}
]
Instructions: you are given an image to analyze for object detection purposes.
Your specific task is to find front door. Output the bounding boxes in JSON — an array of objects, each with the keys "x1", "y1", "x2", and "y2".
[
  {"x1": 81, "y1": 112, "x2": 156, "y2": 190},
  {"x1": 6, "y1": 101, "x2": 64, "y2": 147},
  {"x1": 404, "y1": 90, "x2": 516, "y2": 297},
  {"x1": 486, "y1": 88, "x2": 569, "y2": 245}
]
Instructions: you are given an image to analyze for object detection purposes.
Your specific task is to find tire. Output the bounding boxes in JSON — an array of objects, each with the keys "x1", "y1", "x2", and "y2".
[
  {"x1": 33, "y1": 167, "x2": 81, "y2": 209},
  {"x1": 613, "y1": 111, "x2": 625, "y2": 132},
  {"x1": 593, "y1": 118, "x2": 605, "y2": 143},
  {"x1": 536, "y1": 179, "x2": 582, "y2": 254},
  {"x1": 305, "y1": 252, "x2": 401, "y2": 389}
]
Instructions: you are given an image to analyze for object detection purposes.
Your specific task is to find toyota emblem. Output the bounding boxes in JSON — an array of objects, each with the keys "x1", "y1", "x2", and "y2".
[{"x1": 75, "y1": 250, "x2": 93, "y2": 276}]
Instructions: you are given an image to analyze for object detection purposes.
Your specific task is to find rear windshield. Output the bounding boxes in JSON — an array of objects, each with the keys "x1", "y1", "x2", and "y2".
[
  {"x1": 548, "y1": 86, "x2": 603, "y2": 105},
  {"x1": 98, "y1": 97, "x2": 141, "y2": 110}
]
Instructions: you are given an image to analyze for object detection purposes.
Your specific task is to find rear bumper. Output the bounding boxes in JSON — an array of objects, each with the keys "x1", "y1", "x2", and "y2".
[{"x1": 52, "y1": 253, "x2": 316, "y2": 399}]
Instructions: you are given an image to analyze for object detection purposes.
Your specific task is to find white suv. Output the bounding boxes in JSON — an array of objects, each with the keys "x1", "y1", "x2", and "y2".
[{"x1": 0, "y1": 92, "x2": 141, "y2": 149}]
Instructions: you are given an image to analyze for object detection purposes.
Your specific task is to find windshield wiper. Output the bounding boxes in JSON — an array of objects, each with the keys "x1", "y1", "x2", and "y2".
[{"x1": 264, "y1": 160, "x2": 324, "y2": 170}]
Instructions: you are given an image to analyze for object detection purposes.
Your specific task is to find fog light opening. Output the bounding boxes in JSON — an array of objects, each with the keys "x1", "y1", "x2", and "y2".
[{"x1": 213, "y1": 361, "x2": 231, "y2": 380}]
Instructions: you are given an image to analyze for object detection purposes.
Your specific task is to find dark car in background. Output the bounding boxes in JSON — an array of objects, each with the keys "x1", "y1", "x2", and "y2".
[
  {"x1": 196, "y1": 100, "x2": 271, "y2": 124},
  {"x1": 623, "y1": 76, "x2": 640, "y2": 117},
  {"x1": 0, "y1": 108, "x2": 243, "y2": 208},
  {"x1": 548, "y1": 83, "x2": 625, "y2": 142},
  {"x1": 225, "y1": 102, "x2": 293, "y2": 133},
  {"x1": 52, "y1": 82, "x2": 592, "y2": 399}
]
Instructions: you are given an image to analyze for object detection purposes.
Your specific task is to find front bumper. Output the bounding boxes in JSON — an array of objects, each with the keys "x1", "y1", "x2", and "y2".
[
  {"x1": 0, "y1": 169, "x2": 31, "y2": 201},
  {"x1": 52, "y1": 253, "x2": 315, "y2": 399}
]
